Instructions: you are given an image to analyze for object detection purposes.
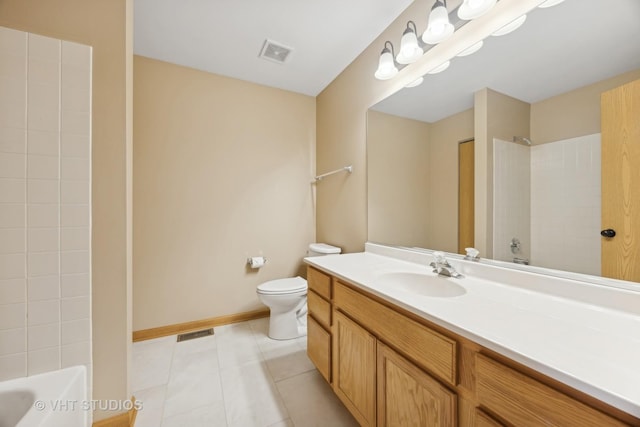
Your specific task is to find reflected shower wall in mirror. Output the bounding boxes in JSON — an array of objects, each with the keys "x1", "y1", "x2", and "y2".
[{"x1": 366, "y1": 0, "x2": 640, "y2": 278}]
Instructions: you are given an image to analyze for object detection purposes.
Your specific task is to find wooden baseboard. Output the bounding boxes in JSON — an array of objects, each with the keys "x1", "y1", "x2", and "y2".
[
  {"x1": 92, "y1": 397, "x2": 138, "y2": 427},
  {"x1": 132, "y1": 308, "x2": 270, "y2": 342}
]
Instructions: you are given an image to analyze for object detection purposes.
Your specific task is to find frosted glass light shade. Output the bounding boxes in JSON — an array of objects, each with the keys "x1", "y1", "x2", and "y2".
[
  {"x1": 422, "y1": 1, "x2": 454, "y2": 44},
  {"x1": 538, "y1": 0, "x2": 565, "y2": 8},
  {"x1": 456, "y1": 40, "x2": 483, "y2": 57},
  {"x1": 405, "y1": 77, "x2": 424, "y2": 88},
  {"x1": 427, "y1": 61, "x2": 450, "y2": 74},
  {"x1": 458, "y1": 0, "x2": 497, "y2": 20},
  {"x1": 397, "y1": 30, "x2": 423, "y2": 64},
  {"x1": 492, "y1": 14, "x2": 527, "y2": 36},
  {"x1": 375, "y1": 49, "x2": 398, "y2": 80}
]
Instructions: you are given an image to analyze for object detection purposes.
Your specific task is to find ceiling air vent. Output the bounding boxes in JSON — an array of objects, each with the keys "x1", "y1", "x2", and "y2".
[{"x1": 259, "y1": 39, "x2": 293, "y2": 64}]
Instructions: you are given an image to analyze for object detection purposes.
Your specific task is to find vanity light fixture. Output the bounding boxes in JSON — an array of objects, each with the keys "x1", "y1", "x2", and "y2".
[
  {"x1": 456, "y1": 40, "x2": 484, "y2": 57},
  {"x1": 396, "y1": 21, "x2": 424, "y2": 64},
  {"x1": 427, "y1": 60, "x2": 450, "y2": 74},
  {"x1": 538, "y1": 0, "x2": 566, "y2": 8},
  {"x1": 374, "y1": 41, "x2": 399, "y2": 80},
  {"x1": 405, "y1": 76, "x2": 424, "y2": 88},
  {"x1": 422, "y1": 0, "x2": 455, "y2": 45},
  {"x1": 457, "y1": 0, "x2": 497, "y2": 20},
  {"x1": 491, "y1": 14, "x2": 527, "y2": 36}
]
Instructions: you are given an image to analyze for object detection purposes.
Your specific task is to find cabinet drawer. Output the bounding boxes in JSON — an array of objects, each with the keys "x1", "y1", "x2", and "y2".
[
  {"x1": 308, "y1": 290, "x2": 331, "y2": 329},
  {"x1": 307, "y1": 267, "x2": 331, "y2": 300},
  {"x1": 307, "y1": 315, "x2": 331, "y2": 383},
  {"x1": 476, "y1": 354, "x2": 628, "y2": 426},
  {"x1": 334, "y1": 281, "x2": 457, "y2": 386}
]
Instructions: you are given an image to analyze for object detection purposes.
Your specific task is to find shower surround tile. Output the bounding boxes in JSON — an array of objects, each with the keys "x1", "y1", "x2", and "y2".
[{"x1": 0, "y1": 27, "x2": 92, "y2": 387}]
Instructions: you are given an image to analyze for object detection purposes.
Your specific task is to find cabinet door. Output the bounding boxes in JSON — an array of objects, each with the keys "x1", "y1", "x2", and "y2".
[
  {"x1": 307, "y1": 315, "x2": 331, "y2": 383},
  {"x1": 333, "y1": 310, "x2": 377, "y2": 427},
  {"x1": 377, "y1": 341, "x2": 457, "y2": 427}
]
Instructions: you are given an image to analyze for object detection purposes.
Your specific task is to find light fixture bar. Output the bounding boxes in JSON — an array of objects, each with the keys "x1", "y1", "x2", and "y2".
[{"x1": 374, "y1": 0, "x2": 481, "y2": 82}]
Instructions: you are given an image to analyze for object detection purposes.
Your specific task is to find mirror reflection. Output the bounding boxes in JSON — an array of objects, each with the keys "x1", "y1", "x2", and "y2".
[{"x1": 367, "y1": 0, "x2": 640, "y2": 278}]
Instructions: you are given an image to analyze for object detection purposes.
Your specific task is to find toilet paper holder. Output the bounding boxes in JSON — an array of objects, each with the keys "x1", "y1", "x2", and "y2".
[{"x1": 247, "y1": 256, "x2": 267, "y2": 268}]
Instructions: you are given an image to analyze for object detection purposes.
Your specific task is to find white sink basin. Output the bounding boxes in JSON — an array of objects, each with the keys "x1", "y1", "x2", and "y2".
[{"x1": 374, "y1": 272, "x2": 466, "y2": 298}]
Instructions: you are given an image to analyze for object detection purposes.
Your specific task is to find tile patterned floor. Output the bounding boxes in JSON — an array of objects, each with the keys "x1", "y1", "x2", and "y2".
[{"x1": 132, "y1": 318, "x2": 358, "y2": 427}]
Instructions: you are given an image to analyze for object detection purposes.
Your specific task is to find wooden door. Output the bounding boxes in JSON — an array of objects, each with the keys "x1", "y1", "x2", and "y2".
[
  {"x1": 377, "y1": 341, "x2": 456, "y2": 427},
  {"x1": 601, "y1": 79, "x2": 640, "y2": 281},
  {"x1": 333, "y1": 311, "x2": 376, "y2": 427},
  {"x1": 459, "y1": 140, "x2": 475, "y2": 254}
]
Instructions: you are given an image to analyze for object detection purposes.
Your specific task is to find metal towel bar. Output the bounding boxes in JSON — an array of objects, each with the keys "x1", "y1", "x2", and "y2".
[{"x1": 314, "y1": 165, "x2": 353, "y2": 182}]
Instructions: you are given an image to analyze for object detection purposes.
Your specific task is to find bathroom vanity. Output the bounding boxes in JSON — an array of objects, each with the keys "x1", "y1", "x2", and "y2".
[{"x1": 304, "y1": 244, "x2": 640, "y2": 426}]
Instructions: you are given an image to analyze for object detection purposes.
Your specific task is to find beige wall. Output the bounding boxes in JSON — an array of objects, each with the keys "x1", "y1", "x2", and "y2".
[
  {"x1": 428, "y1": 108, "x2": 474, "y2": 253},
  {"x1": 367, "y1": 111, "x2": 431, "y2": 247},
  {"x1": 133, "y1": 56, "x2": 316, "y2": 330},
  {"x1": 474, "y1": 88, "x2": 530, "y2": 258},
  {"x1": 531, "y1": 69, "x2": 640, "y2": 144},
  {"x1": 316, "y1": 0, "x2": 545, "y2": 253},
  {"x1": 0, "y1": 0, "x2": 132, "y2": 422},
  {"x1": 367, "y1": 108, "x2": 473, "y2": 252}
]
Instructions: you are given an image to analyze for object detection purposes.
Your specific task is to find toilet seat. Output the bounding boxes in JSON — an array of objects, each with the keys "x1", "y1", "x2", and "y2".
[{"x1": 257, "y1": 277, "x2": 307, "y2": 295}]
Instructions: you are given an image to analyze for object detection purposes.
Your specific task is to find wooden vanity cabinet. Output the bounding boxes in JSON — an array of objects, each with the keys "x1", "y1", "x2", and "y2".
[
  {"x1": 332, "y1": 278, "x2": 458, "y2": 427},
  {"x1": 305, "y1": 266, "x2": 639, "y2": 427},
  {"x1": 306, "y1": 267, "x2": 333, "y2": 383}
]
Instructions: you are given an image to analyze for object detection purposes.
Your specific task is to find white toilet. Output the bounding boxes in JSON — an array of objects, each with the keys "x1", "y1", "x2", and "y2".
[{"x1": 257, "y1": 243, "x2": 341, "y2": 340}]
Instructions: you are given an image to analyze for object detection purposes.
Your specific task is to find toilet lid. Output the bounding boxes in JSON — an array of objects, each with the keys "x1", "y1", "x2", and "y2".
[{"x1": 257, "y1": 277, "x2": 307, "y2": 295}]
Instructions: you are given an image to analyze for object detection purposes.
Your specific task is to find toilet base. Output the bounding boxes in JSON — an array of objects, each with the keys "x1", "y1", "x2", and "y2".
[{"x1": 267, "y1": 303, "x2": 307, "y2": 340}]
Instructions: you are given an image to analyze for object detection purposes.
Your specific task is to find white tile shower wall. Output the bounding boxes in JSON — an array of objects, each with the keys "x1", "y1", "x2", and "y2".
[
  {"x1": 0, "y1": 26, "x2": 92, "y2": 387},
  {"x1": 531, "y1": 134, "x2": 601, "y2": 275},
  {"x1": 493, "y1": 138, "x2": 531, "y2": 263}
]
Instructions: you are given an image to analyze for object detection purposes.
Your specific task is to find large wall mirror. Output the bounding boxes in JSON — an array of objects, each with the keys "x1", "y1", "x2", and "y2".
[{"x1": 367, "y1": 0, "x2": 640, "y2": 279}]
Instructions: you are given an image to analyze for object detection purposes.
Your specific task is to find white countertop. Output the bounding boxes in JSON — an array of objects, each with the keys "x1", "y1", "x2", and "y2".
[{"x1": 304, "y1": 245, "x2": 640, "y2": 418}]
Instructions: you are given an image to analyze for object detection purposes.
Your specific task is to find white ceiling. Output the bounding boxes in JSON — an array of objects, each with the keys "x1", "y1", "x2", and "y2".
[
  {"x1": 372, "y1": 0, "x2": 640, "y2": 123},
  {"x1": 134, "y1": 0, "x2": 414, "y2": 96}
]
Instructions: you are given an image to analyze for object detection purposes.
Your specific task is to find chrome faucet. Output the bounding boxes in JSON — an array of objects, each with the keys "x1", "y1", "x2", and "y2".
[{"x1": 429, "y1": 251, "x2": 464, "y2": 278}]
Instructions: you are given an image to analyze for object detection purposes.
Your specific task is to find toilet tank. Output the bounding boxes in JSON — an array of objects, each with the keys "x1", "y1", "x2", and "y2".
[{"x1": 308, "y1": 243, "x2": 341, "y2": 257}]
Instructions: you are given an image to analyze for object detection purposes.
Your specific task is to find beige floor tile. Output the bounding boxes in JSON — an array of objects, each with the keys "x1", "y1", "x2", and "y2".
[
  {"x1": 132, "y1": 336, "x2": 175, "y2": 392},
  {"x1": 220, "y1": 358, "x2": 289, "y2": 427},
  {"x1": 131, "y1": 319, "x2": 354, "y2": 427},
  {"x1": 276, "y1": 370, "x2": 358, "y2": 427},
  {"x1": 161, "y1": 401, "x2": 227, "y2": 427},
  {"x1": 132, "y1": 384, "x2": 166, "y2": 427}
]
